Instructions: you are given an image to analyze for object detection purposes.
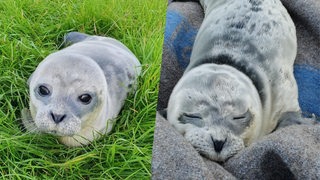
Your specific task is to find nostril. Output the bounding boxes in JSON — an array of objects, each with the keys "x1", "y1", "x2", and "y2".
[
  {"x1": 50, "y1": 112, "x2": 66, "y2": 124},
  {"x1": 213, "y1": 140, "x2": 225, "y2": 153},
  {"x1": 211, "y1": 136, "x2": 226, "y2": 153}
]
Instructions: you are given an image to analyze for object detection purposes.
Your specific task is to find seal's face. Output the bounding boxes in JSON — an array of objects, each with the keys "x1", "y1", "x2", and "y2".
[
  {"x1": 167, "y1": 65, "x2": 262, "y2": 161},
  {"x1": 28, "y1": 54, "x2": 107, "y2": 137}
]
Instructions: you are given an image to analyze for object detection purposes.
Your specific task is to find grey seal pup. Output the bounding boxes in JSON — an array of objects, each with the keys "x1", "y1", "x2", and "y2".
[
  {"x1": 167, "y1": 0, "x2": 303, "y2": 162},
  {"x1": 22, "y1": 32, "x2": 141, "y2": 147}
]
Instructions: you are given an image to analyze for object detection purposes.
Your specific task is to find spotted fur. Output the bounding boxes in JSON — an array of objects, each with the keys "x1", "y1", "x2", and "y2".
[{"x1": 168, "y1": 0, "x2": 300, "y2": 161}]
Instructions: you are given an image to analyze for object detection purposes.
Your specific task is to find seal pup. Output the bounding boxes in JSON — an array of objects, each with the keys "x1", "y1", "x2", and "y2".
[
  {"x1": 22, "y1": 32, "x2": 141, "y2": 147},
  {"x1": 167, "y1": 0, "x2": 302, "y2": 161}
]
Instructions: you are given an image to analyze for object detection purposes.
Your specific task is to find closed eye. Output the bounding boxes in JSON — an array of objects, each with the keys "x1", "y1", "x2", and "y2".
[
  {"x1": 183, "y1": 113, "x2": 202, "y2": 119},
  {"x1": 178, "y1": 113, "x2": 204, "y2": 127},
  {"x1": 233, "y1": 110, "x2": 251, "y2": 121},
  {"x1": 233, "y1": 116, "x2": 246, "y2": 120}
]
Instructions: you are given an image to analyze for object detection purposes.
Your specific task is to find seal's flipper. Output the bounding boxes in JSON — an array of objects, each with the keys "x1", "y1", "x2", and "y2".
[
  {"x1": 59, "y1": 32, "x2": 90, "y2": 48},
  {"x1": 275, "y1": 112, "x2": 318, "y2": 131}
]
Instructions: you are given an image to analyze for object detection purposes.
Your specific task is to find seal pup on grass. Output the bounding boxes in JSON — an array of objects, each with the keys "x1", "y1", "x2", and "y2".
[
  {"x1": 22, "y1": 32, "x2": 141, "y2": 147},
  {"x1": 167, "y1": 0, "x2": 307, "y2": 162}
]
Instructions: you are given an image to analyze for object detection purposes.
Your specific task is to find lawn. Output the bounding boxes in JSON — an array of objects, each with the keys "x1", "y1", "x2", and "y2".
[{"x1": 0, "y1": 0, "x2": 166, "y2": 179}]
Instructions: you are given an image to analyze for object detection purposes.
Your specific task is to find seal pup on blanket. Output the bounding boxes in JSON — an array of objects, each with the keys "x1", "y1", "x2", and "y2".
[
  {"x1": 22, "y1": 32, "x2": 141, "y2": 147},
  {"x1": 167, "y1": 0, "x2": 304, "y2": 161}
]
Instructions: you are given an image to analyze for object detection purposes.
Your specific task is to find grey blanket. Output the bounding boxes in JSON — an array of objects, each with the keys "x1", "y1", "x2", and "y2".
[{"x1": 153, "y1": 0, "x2": 320, "y2": 179}]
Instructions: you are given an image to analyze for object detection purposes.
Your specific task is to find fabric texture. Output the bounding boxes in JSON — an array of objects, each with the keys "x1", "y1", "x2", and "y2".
[{"x1": 153, "y1": 0, "x2": 320, "y2": 179}]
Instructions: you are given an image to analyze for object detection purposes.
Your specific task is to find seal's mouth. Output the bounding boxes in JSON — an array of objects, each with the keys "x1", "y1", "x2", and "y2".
[
  {"x1": 46, "y1": 130, "x2": 76, "y2": 137},
  {"x1": 44, "y1": 130, "x2": 59, "y2": 136}
]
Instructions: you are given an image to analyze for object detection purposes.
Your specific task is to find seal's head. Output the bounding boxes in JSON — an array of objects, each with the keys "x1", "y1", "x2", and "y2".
[
  {"x1": 167, "y1": 64, "x2": 263, "y2": 161},
  {"x1": 28, "y1": 52, "x2": 108, "y2": 144}
]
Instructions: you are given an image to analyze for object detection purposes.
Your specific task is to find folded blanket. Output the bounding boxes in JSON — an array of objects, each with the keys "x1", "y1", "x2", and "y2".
[
  {"x1": 153, "y1": 112, "x2": 320, "y2": 179},
  {"x1": 153, "y1": 0, "x2": 320, "y2": 179}
]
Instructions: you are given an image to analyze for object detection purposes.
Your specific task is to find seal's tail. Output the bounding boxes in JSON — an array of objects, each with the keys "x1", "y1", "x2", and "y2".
[{"x1": 59, "y1": 32, "x2": 90, "y2": 49}]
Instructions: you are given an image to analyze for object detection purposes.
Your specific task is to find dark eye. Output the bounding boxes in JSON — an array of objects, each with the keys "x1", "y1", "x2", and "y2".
[
  {"x1": 78, "y1": 94, "x2": 92, "y2": 105},
  {"x1": 38, "y1": 85, "x2": 51, "y2": 96}
]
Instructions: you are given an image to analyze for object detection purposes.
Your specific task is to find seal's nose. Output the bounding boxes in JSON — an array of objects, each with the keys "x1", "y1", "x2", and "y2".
[
  {"x1": 50, "y1": 112, "x2": 66, "y2": 124},
  {"x1": 211, "y1": 136, "x2": 226, "y2": 153}
]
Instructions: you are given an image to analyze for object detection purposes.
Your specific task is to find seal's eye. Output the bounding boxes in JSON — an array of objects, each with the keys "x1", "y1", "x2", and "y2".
[
  {"x1": 78, "y1": 94, "x2": 92, "y2": 105},
  {"x1": 183, "y1": 113, "x2": 202, "y2": 119},
  {"x1": 38, "y1": 85, "x2": 51, "y2": 96},
  {"x1": 178, "y1": 113, "x2": 204, "y2": 127},
  {"x1": 233, "y1": 110, "x2": 251, "y2": 121},
  {"x1": 233, "y1": 116, "x2": 246, "y2": 120}
]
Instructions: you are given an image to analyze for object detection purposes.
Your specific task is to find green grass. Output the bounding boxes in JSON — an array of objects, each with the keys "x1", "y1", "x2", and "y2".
[{"x1": 0, "y1": 0, "x2": 167, "y2": 179}]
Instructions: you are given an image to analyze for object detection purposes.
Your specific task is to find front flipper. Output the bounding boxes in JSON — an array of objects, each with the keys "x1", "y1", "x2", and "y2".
[
  {"x1": 59, "y1": 32, "x2": 90, "y2": 48},
  {"x1": 275, "y1": 111, "x2": 318, "y2": 131}
]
